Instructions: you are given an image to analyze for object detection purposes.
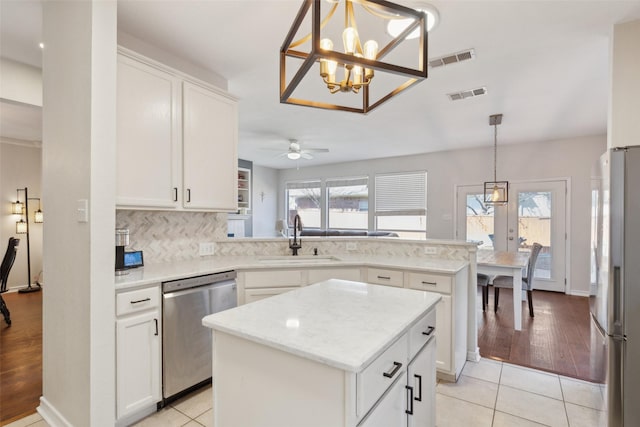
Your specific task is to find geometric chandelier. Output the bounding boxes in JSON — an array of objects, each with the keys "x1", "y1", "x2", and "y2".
[
  {"x1": 484, "y1": 114, "x2": 509, "y2": 205},
  {"x1": 280, "y1": 0, "x2": 431, "y2": 114}
]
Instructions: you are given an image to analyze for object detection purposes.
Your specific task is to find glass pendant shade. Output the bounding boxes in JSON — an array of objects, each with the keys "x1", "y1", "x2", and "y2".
[
  {"x1": 484, "y1": 181, "x2": 509, "y2": 204},
  {"x1": 16, "y1": 219, "x2": 28, "y2": 234},
  {"x1": 12, "y1": 201, "x2": 23, "y2": 215}
]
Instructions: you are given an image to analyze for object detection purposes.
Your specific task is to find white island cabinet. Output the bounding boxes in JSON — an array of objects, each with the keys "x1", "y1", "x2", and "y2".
[{"x1": 202, "y1": 279, "x2": 440, "y2": 427}]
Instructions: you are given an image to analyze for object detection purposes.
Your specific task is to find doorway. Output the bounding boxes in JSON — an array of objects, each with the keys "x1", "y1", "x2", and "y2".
[{"x1": 456, "y1": 179, "x2": 567, "y2": 293}]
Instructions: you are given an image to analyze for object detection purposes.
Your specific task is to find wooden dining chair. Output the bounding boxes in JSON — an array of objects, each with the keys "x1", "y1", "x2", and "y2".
[
  {"x1": 477, "y1": 273, "x2": 490, "y2": 311},
  {"x1": 493, "y1": 243, "x2": 543, "y2": 317}
]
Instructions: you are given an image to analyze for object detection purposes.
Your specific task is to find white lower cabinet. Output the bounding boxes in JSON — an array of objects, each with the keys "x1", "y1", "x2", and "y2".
[
  {"x1": 244, "y1": 286, "x2": 299, "y2": 304},
  {"x1": 116, "y1": 285, "x2": 161, "y2": 422},
  {"x1": 407, "y1": 338, "x2": 436, "y2": 427},
  {"x1": 359, "y1": 375, "x2": 407, "y2": 427},
  {"x1": 361, "y1": 337, "x2": 436, "y2": 427}
]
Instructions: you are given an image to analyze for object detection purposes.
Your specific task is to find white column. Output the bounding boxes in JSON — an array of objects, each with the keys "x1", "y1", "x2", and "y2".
[
  {"x1": 609, "y1": 19, "x2": 640, "y2": 149},
  {"x1": 40, "y1": 1, "x2": 117, "y2": 426}
]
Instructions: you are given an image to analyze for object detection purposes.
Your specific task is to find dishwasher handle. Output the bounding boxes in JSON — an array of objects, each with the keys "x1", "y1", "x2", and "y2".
[{"x1": 163, "y1": 280, "x2": 236, "y2": 299}]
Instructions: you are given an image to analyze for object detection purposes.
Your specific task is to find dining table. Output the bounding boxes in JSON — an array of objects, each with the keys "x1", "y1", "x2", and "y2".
[{"x1": 477, "y1": 249, "x2": 530, "y2": 331}]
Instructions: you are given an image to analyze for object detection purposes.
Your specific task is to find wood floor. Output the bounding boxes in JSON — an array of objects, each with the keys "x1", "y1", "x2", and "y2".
[
  {"x1": 0, "y1": 290, "x2": 42, "y2": 425},
  {"x1": 477, "y1": 286, "x2": 606, "y2": 383},
  {"x1": 0, "y1": 285, "x2": 605, "y2": 424}
]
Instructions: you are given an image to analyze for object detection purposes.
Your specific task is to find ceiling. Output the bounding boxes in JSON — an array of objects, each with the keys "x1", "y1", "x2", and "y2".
[{"x1": 1, "y1": 0, "x2": 640, "y2": 169}]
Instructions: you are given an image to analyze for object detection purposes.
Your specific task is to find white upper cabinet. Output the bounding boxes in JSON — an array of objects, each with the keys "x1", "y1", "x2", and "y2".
[
  {"x1": 116, "y1": 54, "x2": 181, "y2": 208},
  {"x1": 116, "y1": 49, "x2": 238, "y2": 212},
  {"x1": 182, "y1": 81, "x2": 238, "y2": 210}
]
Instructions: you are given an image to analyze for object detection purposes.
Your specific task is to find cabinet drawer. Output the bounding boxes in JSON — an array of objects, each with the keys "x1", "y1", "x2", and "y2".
[
  {"x1": 408, "y1": 308, "x2": 437, "y2": 361},
  {"x1": 244, "y1": 270, "x2": 304, "y2": 289},
  {"x1": 357, "y1": 334, "x2": 408, "y2": 418},
  {"x1": 117, "y1": 286, "x2": 160, "y2": 316},
  {"x1": 366, "y1": 268, "x2": 404, "y2": 288},
  {"x1": 407, "y1": 272, "x2": 452, "y2": 294}
]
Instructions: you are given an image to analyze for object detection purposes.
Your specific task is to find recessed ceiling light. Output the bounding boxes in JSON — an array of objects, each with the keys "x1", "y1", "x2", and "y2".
[
  {"x1": 387, "y1": 3, "x2": 439, "y2": 40},
  {"x1": 39, "y1": 42, "x2": 44, "y2": 49}
]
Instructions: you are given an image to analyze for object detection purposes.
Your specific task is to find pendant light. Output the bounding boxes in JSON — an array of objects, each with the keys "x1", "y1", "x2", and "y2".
[{"x1": 484, "y1": 114, "x2": 508, "y2": 204}]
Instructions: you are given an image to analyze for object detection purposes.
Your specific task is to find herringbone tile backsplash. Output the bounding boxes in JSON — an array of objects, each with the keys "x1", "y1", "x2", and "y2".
[{"x1": 116, "y1": 210, "x2": 228, "y2": 263}]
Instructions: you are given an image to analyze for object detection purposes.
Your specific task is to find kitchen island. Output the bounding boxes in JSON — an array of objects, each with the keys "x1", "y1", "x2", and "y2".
[{"x1": 202, "y1": 279, "x2": 441, "y2": 427}]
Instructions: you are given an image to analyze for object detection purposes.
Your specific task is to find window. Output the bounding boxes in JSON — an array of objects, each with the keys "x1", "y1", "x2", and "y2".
[
  {"x1": 286, "y1": 180, "x2": 321, "y2": 228},
  {"x1": 375, "y1": 171, "x2": 427, "y2": 239},
  {"x1": 465, "y1": 193, "x2": 495, "y2": 249},
  {"x1": 326, "y1": 177, "x2": 368, "y2": 230}
]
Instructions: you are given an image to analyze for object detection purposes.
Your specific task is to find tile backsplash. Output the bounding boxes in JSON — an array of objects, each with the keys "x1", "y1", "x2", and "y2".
[
  {"x1": 116, "y1": 210, "x2": 228, "y2": 263},
  {"x1": 116, "y1": 210, "x2": 477, "y2": 264}
]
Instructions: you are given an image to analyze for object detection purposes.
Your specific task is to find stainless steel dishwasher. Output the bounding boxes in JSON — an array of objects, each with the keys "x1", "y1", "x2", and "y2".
[{"x1": 162, "y1": 270, "x2": 237, "y2": 404}]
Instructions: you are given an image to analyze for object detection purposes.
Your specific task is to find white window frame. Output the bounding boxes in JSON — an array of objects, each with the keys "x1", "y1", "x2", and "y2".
[{"x1": 374, "y1": 171, "x2": 427, "y2": 236}]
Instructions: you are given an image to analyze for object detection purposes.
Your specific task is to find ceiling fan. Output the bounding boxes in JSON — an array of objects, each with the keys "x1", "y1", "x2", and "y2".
[{"x1": 279, "y1": 139, "x2": 329, "y2": 160}]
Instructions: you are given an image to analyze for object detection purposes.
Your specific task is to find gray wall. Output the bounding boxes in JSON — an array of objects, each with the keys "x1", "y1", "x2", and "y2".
[
  {"x1": 252, "y1": 165, "x2": 279, "y2": 237},
  {"x1": 277, "y1": 135, "x2": 606, "y2": 295}
]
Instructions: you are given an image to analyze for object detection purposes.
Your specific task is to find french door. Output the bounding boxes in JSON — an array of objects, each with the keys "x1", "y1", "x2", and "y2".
[{"x1": 456, "y1": 180, "x2": 567, "y2": 292}]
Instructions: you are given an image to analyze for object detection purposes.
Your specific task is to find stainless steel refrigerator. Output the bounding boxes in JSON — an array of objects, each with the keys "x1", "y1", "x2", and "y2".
[{"x1": 590, "y1": 146, "x2": 640, "y2": 427}]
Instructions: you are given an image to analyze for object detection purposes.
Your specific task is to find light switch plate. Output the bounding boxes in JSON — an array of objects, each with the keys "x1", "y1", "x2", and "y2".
[{"x1": 77, "y1": 199, "x2": 88, "y2": 223}]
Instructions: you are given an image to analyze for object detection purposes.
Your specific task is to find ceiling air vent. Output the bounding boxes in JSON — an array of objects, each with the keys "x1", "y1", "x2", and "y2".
[
  {"x1": 447, "y1": 86, "x2": 487, "y2": 101},
  {"x1": 428, "y1": 48, "x2": 476, "y2": 68}
]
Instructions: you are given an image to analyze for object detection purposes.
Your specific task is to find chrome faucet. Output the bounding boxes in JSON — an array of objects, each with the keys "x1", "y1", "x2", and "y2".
[{"x1": 289, "y1": 214, "x2": 302, "y2": 256}]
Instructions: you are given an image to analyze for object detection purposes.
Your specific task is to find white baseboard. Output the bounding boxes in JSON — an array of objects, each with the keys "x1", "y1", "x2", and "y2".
[
  {"x1": 569, "y1": 289, "x2": 591, "y2": 297},
  {"x1": 38, "y1": 396, "x2": 72, "y2": 427},
  {"x1": 467, "y1": 347, "x2": 481, "y2": 362}
]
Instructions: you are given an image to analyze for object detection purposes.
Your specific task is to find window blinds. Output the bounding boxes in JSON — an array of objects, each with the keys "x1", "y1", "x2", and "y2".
[{"x1": 375, "y1": 171, "x2": 427, "y2": 216}]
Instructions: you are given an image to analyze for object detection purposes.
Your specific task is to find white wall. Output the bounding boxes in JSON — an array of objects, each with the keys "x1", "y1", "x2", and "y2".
[
  {"x1": 0, "y1": 58, "x2": 42, "y2": 106},
  {"x1": 278, "y1": 135, "x2": 606, "y2": 294},
  {"x1": 252, "y1": 165, "x2": 279, "y2": 237},
  {"x1": 0, "y1": 140, "x2": 42, "y2": 289},
  {"x1": 609, "y1": 19, "x2": 640, "y2": 148},
  {"x1": 40, "y1": 1, "x2": 116, "y2": 425}
]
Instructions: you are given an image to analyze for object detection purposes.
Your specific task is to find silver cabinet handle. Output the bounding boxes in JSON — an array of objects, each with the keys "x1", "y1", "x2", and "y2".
[{"x1": 130, "y1": 298, "x2": 151, "y2": 304}]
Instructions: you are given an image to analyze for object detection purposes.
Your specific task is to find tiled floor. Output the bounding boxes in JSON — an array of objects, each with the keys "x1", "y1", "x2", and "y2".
[{"x1": 5, "y1": 359, "x2": 606, "y2": 427}]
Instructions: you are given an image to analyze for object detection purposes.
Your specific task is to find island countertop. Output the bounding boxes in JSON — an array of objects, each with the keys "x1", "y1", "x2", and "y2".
[{"x1": 202, "y1": 279, "x2": 441, "y2": 373}]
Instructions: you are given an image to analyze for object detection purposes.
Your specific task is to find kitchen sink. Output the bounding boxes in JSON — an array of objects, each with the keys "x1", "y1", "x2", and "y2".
[{"x1": 257, "y1": 255, "x2": 341, "y2": 264}]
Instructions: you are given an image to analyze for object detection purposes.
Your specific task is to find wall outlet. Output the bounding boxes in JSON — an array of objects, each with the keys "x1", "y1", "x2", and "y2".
[
  {"x1": 424, "y1": 246, "x2": 437, "y2": 255},
  {"x1": 199, "y1": 242, "x2": 216, "y2": 256},
  {"x1": 346, "y1": 242, "x2": 358, "y2": 251}
]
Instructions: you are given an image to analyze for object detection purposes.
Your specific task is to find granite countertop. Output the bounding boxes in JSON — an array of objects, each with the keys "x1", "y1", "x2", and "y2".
[
  {"x1": 202, "y1": 279, "x2": 441, "y2": 372},
  {"x1": 115, "y1": 254, "x2": 469, "y2": 290}
]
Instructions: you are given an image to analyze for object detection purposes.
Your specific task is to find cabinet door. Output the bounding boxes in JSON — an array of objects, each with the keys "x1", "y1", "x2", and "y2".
[
  {"x1": 117, "y1": 55, "x2": 180, "y2": 208},
  {"x1": 435, "y1": 295, "x2": 452, "y2": 373},
  {"x1": 359, "y1": 376, "x2": 407, "y2": 427},
  {"x1": 407, "y1": 339, "x2": 436, "y2": 427},
  {"x1": 183, "y1": 81, "x2": 237, "y2": 211},
  {"x1": 117, "y1": 310, "x2": 161, "y2": 419}
]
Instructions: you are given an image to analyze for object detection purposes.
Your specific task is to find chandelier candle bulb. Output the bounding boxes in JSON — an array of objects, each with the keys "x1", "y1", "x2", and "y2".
[{"x1": 342, "y1": 27, "x2": 358, "y2": 54}]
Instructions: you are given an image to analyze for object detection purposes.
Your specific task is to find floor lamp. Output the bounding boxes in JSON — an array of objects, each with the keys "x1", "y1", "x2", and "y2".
[{"x1": 11, "y1": 187, "x2": 43, "y2": 293}]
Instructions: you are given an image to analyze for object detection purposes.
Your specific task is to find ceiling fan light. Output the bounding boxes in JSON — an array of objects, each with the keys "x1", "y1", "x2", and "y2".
[
  {"x1": 386, "y1": 5, "x2": 439, "y2": 39},
  {"x1": 288, "y1": 152, "x2": 301, "y2": 160}
]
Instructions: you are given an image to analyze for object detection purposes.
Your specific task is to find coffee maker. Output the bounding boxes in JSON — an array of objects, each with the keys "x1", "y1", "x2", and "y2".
[{"x1": 115, "y1": 228, "x2": 129, "y2": 276}]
